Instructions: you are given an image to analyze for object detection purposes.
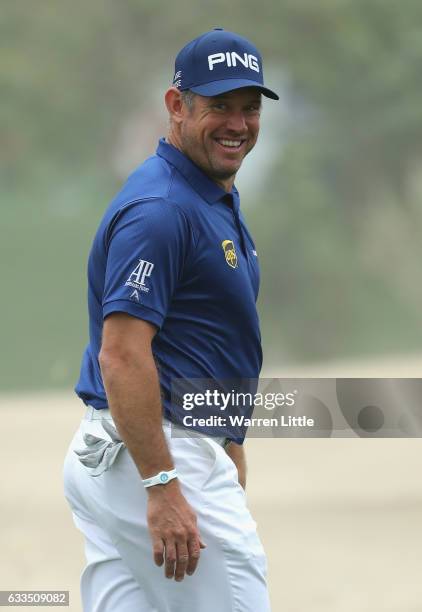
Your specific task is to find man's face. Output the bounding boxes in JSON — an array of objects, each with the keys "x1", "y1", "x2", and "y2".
[{"x1": 178, "y1": 87, "x2": 261, "y2": 188}]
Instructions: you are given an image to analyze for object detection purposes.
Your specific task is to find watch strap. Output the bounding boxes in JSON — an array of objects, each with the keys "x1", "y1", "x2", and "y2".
[{"x1": 142, "y1": 468, "x2": 178, "y2": 488}]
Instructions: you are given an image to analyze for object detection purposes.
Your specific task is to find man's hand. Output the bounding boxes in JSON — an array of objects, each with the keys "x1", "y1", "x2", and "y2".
[
  {"x1": 99, "y1": 313, "x2": 206, "y2": 580},
  {"x1": 147, "y1": 480, "x2": 206, "y2": 581}
]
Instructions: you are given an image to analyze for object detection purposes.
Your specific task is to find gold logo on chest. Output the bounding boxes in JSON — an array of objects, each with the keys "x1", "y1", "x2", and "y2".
[{"x1": 221, "y1": 240, "x2": 238, "y2": 269}]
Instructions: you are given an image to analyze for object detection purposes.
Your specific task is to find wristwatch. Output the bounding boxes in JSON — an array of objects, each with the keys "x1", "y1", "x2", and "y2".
[{"x1": 142, "y1": 469, "x2": 178, "y2": 488}]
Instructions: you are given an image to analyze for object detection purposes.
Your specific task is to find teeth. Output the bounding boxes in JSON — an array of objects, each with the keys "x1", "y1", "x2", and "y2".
[{"x1": 218, "y1": 139, "x2": 242, "y2": 147}]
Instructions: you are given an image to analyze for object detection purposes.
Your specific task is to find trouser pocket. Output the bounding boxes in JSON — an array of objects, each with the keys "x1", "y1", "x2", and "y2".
[{"x1": 73, "y1": 419, "x2": 125, "y2": 477}]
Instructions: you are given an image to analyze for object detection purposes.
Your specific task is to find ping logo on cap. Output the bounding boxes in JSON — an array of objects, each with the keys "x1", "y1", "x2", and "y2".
[{"x1": 208, "y1": 52, "x2": 260, "y2": 73}]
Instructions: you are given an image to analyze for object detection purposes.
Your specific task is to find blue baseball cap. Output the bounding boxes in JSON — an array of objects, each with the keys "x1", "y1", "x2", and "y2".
[{"x1": 172, "y1": 28, "x2": 279, "y2": 100}]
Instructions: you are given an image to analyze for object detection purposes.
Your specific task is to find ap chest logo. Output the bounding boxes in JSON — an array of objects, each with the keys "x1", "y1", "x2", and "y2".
[{"x1": 125, "y1": 259, "x2": 154, "y2": 294}]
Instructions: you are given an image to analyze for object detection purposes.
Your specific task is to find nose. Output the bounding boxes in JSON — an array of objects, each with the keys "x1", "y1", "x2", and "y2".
[{"x1": 225, "y1": 110, "x2": 247, "y2": 133}]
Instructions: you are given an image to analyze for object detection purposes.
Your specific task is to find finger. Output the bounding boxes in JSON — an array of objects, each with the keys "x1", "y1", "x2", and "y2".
[
  {"x1": 153, "y1": 537, "x2": 164, "y2": 567},
  {"x1": 186, "y1": 537, "x2": 202, "y2": 576},
  {"x1": 164, "y1": 543, "x2": 177, "y2": 579},
  {"x1": 174, "y1": 542, "x2": 189, "y2": 582}
]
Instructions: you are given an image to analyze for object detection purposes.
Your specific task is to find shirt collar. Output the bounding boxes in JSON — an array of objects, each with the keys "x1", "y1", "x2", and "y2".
[{"x1": 156, "y1": 138, "x2": 239, "y2": 206}]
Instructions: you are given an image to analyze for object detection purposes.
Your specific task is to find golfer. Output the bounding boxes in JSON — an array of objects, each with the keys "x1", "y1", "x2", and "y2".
[{"x1": 63, "y1": 27, "x2": 279, "y2": 612}]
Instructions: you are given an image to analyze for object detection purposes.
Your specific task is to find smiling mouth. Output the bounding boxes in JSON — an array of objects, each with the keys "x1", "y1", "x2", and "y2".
[{"x1": 215, "y1": 138, "x2": 246, "y2": 152}]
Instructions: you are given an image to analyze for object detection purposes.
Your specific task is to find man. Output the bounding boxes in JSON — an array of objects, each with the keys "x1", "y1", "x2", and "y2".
[{"x1": 63, "y1": 27, "x2": 279, "y2": 612}]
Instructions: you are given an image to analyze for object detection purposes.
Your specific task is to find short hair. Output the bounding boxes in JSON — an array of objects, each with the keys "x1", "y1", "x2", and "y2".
[{"x1": 181, "y1": 89, "x2": 197, "y2": 110}]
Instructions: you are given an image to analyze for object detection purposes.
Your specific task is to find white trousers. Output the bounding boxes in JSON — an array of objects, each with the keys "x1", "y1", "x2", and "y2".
[{"x1": 63, "y1": 408, "x2": 271, "y2": 612}]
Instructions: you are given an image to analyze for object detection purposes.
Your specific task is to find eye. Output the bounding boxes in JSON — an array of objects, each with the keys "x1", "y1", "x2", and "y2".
[{"x1": 211, "y1": 102, "x2": 227, "y2": 111}]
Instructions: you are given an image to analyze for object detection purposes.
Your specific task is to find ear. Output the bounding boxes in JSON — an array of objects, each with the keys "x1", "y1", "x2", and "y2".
[{"x1": 165, "y1": 87, "x2": 185, "y2": 125}]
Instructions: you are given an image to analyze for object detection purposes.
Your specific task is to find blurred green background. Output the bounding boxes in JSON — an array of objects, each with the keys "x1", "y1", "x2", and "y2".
[{"x1": 2, "y1": 0, "x2": 422, "y2": 391}]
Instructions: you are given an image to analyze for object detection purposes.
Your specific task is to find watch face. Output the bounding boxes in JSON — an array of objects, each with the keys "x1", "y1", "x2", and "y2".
[{"x1": 160, "y1": 473, "x2": 169, "y2": 483}]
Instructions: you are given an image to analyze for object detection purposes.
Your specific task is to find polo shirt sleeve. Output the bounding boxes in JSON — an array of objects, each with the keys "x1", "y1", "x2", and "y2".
[{"x1": 102, "y1": 199, "x2": 192, "y2": 329}]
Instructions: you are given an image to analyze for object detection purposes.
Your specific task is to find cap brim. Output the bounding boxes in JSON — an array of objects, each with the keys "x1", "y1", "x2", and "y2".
[{"x1": 190, "y1": 78, "x2": 279, "y2": 100}]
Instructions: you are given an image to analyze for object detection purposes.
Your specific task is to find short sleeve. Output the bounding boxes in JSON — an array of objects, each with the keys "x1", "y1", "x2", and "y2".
[{"x1": 102, "y1": 199, "x2": 192, "y2": 328}]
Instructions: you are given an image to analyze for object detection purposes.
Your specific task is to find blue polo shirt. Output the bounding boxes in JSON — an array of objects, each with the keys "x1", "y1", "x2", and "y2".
[{"x1": 75, "y1": 138, "x2": 262, "y2": 441}]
